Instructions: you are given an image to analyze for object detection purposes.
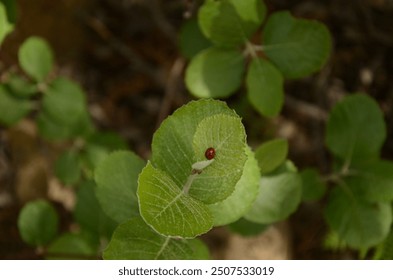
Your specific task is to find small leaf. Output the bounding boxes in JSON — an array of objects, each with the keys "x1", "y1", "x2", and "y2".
[
  {"x1": 95, "y1": 151, "x2": 145, "y2": 224},
  {"x1": 138, "y1": 162, "x2": 213, "y2": 238},
  {"x1": 6, "y1": 74, "x2": 37, "y2": 98},
  {"x1": 208, "y1": 146, "x2": 260, "y2": 226},
  {"x1": 246, "y1": 57, "x2": 284, "y2": 117},
  {"x1": 86, "y1": 131, "x2": 128, "y2": 151},
  {"x1": 179, "y1": 18, "x2": 211, "y2": 59},
  {"x1": 245, "y1": 171, "x2": 302, "y2": 224},
  {"x1": 0, "y1": 2, "x2": 13, "y2": 44},
  {"x1": 103, "y1": 217, "x2": 205, "y2": 260},
  {"x1": 254, "y1": 138, "x2": 288, "y2": 175},
  {"x1": 263, "y1": 11, "x2": 331, "y2": 78},
  {"x1": 198, "y1": 0, "x2": 266, "y2": 47},
  {"x1": 18, "y1": 36, "x2": 54, "y2": 81},
  {"x1": 46, "y1": 232, "x2": 97, "y2": 260},
  {"x1": 0, "y1": 0, "x2": 16, "y2": 23},
  {"x1": 185, "y1": 47, "x2": 245, "y2": 98},
  {"x1": 17, "y1": 200, "x2": 59, "y2": 246},
  {"x1": 345, "y1": 160, "x2": 393, "y2": 203},
  {"x1": 42, "y1": 77, "x2": 87, "y2": 125},
  {"x1": 300, "y1": 168, "x2": 326, "y2": 202},
  {"x1": 0, "y1": 85, "x2": 32, "y2": 126},
  {"x1": 324, "y1": 186, "x2": 392, "y2": 249},
  {"x1": 54, "y1": 151, "x2": 81, "y2": 186},
  {"x1": 325, "y1": 94, "x2": 386, "y2": 163}
]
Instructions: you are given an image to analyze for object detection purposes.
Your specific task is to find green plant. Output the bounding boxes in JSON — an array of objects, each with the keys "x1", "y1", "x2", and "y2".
[
  {"x1": 181, "y1": 0, "x2": 331, "y2": 117},
  {"x1": 2, "y1": 0, "x2": 392, "y2": 260}
]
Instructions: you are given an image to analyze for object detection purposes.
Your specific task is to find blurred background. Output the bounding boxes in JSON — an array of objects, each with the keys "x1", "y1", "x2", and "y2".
[{"x1": 0, "y1": 0, "x2": 393, "y2": 259}]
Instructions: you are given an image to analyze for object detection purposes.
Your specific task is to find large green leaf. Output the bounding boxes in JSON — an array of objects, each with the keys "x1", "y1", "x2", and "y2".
[
  {"x1": 138, "y1": 162, "x2": 213, "y2": 238},
  {"x1": 325, "y1": 94, "x2": 386, "y2": 163},
  {"x1": 6, "y1": 74, "x2": 37, "y2": 98},
  {"x1": 151, "y1": 99, "x2": 245, "y2": 198},
  {"x1": 254, "y1": 138, "x2": 288, "y2": 175},
  {"x1": 208, "y1": 147, "x2": 260, "y2": 226},
  {"x1": 325, "y1": 186, "x2": 392, "y2": 249},
  {"x1": 18, "y1": 36, "x2": 54, "y2": 81},
  {"x1": 245, "y1": 171, "x2": 302, "y2": 224},
  {"x1": 185, "y1": 47, "x2": 245, "y2": 98},
  {"x1": 103, "y1": 217, "x2": 208, "y2": 259},
  {"x1": 246, "y1": 57, "x2": 284, "y2": 117},
  {"x1": 0, "y1": 2, "x2": 13, "y2": 44},
  {"x1": 95, "y1": 151, "x2": 145, "y2": 224},
  {"x1": 17, "y1": 200, "x2": 59, "y2": 247},
  {"x1": 198, "y1": 0, "x2": 266, "y2": 47},
  {"x1": 0, "y1": 85, "x2": 32, "y2": 126},
  {"x1": 345, "y1": 160, "x2": 393, "y2": 203},
  {"x1": 263, "y1": 11, "x2": 331, "y2": 78},
  {"x1": 42, "y1": 77, "x2": 87, "y2": 125}
]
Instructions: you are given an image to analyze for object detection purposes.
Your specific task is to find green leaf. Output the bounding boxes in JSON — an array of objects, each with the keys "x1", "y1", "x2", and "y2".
[
  {"x1": 0, "y1": 2, "x2": 13, "y2": 44},
  {"x1": 245, "y1": 171, "x2": 302, "y2": 224},
  {"x1": 179, "y1": 18, "x2": 211, "y2": 59},
  {"x1": 246, "y1": 57, "x2": 284, "y2": 117},
  {"x1": 17, "y1": 200, "x2": 59, "y2": 246},
  {"x1": 138, "y1": 162, "x2": 213, "y2": 238},
  {"x1": 0, "y1": 0, "x2": 16, "y2": 23},
  {"x1": 325, "y1": 94, "x2": 386, "y2": 163},
  {"x1": 345, "y1": 160, "x2": 393, "y2": 203},
  {"x1": 188, "y1": 238, "x2": 210, "y2": 259},
  {"x1": 151, "y1": 99, "x2": 246, "y2": 201},
  {"x1": 325, "y1": 186, "x2": 392, "y2": 249},
  {"x1": 191, "y1": 114, "x2": 247, "y2": 203},
  {"x1": 6, "y1": 74, "x2": 37, "y2": 98},
  {"x1": 254, "y1": 138, "x2": 288, "y2": 175},
  {"x1": 0, "y1": 85, "x2": 32, "y2": 126},
  {"x1": 208, "y1": 146, "x2": 260, "y2": 226},
  {"x1": 263, "y1": 11, "x2": 331, "y2": 78},
  {"x1": 42, "y1": 77, "x2": 87, "y2": 125},
  {"x1": 198, "y1": 0, "x2": 266, "y2": 47},
  {"x1": 74, "y1": 181, "x2": 117, "y2": 239},
  {"x1": 18, "y1": 36, "x2": 54, "y2": 81},
  {"x1": 46, "y1": 232, "x2": 97, "y2": 260},
  {"x1": 95, "y1": 151, "x2": 145, "y2": 224},
  {"x1": 300, "y1": 168, "x2": 326, "y2": 202},
  {"x1": 86, "y1": 131, "x2": 128, "y2": 151},
  {"x1": 54, "y1": 151, "x2": 81, "y2": 186},
  {"x1": 103, "y1": 217, "x2": 206, "y2": 260},
  {"x1": 377, "y1": 229, "x2": 393, "y2": 260},
  {"x1": 185, "y1": 47, "x2": 245, "y2": 98},
  {"x1": 228, "y1": 218, "x2": 269, "y2": 237}
]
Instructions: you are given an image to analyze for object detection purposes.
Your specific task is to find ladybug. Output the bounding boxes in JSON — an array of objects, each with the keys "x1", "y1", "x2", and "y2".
[{"x1": 205, "y1": 147, "x2": 215, "y2": 160}]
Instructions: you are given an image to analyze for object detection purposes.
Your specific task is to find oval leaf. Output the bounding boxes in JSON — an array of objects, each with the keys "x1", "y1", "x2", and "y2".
[
  {"x1": 138, "y1": 162, "x2": 213, "y2": 238},
  {"x1": 246, "y1": 57, "x2": 284, "y2": 117},
  {"x1": 42, "y1": 77, "x2": 87, "y2": 125},
  {"x1": 95, "y1": 151, "x2": 145, "y2": 224},
  {"x1": 326, "y1": 94, "x2": 386, "y2": 163},
  {"x1": 325, "y1": 186, "x2": 392, "y2": 249},
  {"x1": 185, "y1": 47, "x2": 245, "y2": 98},
  {"x1": 245, "y1": 171, "x2": 302, "y2": 224},
  {"x1": 263, "y1": 11, "x2": 331, "y2": 78},
  {"x1": 104, "y1": 217, "x2": 207, "y2": 260},
  {"x1": 0, "y1": 2, "x2": 13, "y2": 45},
  {"x1": 179, "y1": 18, "x2": 211, "y2": 59},
  {"x1": 18, "y1": 36, "x2": 54, "y2": 81},
  {"x1": 54, "y1": 151, "x2": 81, "y2": 186},
  {"x1": 254, "y1": 138, "x2": 288, "y2": 175},
  {"x1": 300, "y1": 168, "x2": 326, "y2": 202},
  {"x1": 17, "y1": 200, "x2": 59, "y2": 246},
  {"x1": 46, "y1": 233, "x2": 97, "y2": 260},
  {"x1": 198, "y1": 0, "x2": 266, "y2": 47}
]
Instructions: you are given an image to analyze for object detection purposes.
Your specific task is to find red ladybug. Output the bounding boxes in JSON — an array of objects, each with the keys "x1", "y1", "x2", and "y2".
[{"x1": 205, "y1": 147, "x2": 215, "y2": 160}]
